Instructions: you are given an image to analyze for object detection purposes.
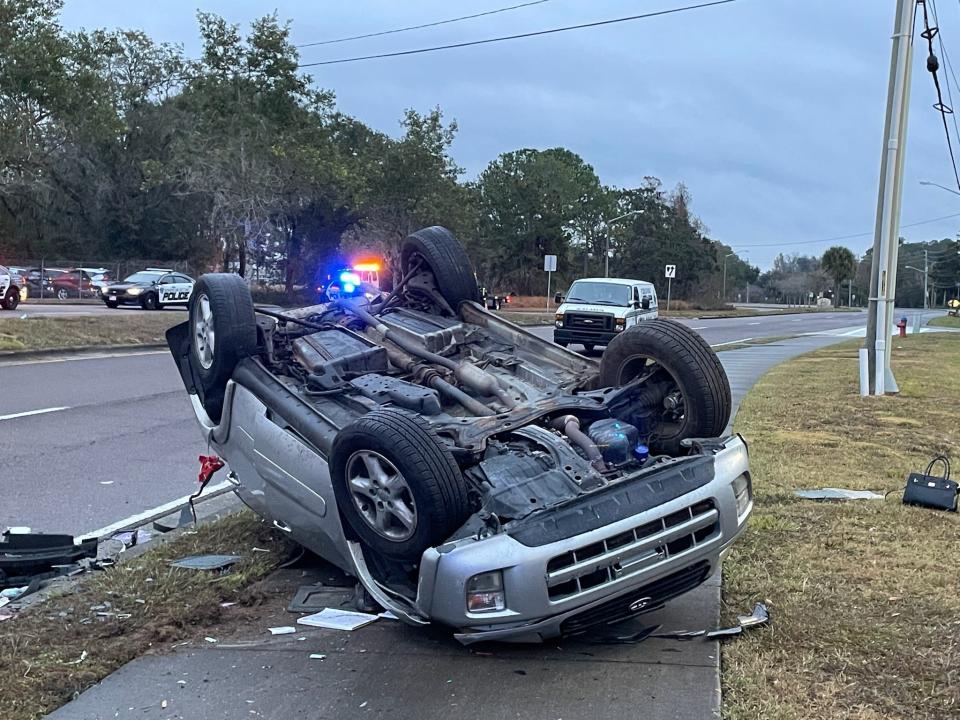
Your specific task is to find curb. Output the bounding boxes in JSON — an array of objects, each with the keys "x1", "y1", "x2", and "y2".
[{"x1": 0, "y1": 343, "x2": 167, "y2": 360}]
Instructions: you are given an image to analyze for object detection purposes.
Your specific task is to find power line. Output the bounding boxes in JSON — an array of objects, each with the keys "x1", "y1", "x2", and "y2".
[
  {"x1": 296, "y1": 0, "x2": 552, "y2": 48},
  {"x1": 919, "y1": 0, "x2": 960, "y2": 191},
  {"x1": 732, "y1": 211, "x2": 960, "y2": 249},
  {"x1": 298, "y1": 0, "x2": 738, "y2": 67}
]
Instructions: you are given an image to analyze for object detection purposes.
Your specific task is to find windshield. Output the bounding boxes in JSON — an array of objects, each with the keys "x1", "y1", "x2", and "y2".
[
  {"x1": 123, "y1": 272, "x2": 162, "y2": 283},
  {"x1": 565, "y1": 281, "x2": 631, "y2": 306}
]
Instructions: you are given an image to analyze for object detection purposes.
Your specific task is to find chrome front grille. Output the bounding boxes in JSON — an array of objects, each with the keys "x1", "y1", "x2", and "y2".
[{"x1": 545, "y1": 499, "x2": 719, "y2": 601}]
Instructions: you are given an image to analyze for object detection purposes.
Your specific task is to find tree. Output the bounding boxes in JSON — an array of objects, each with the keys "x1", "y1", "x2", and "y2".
[{"x1": 821, "y1": 246, "x2": 857, "y2": 306}]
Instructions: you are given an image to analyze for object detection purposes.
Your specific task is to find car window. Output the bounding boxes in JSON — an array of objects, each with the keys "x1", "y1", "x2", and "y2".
[
  {"x1": 174, "y1": 274, "x2": 192, "y2": 283},
  {"x1": 565, "y1": 281, "x2": 631, "y2": 306},
  {"x1": 124, "y1": 272, "x2": 162, "y2": 283}
]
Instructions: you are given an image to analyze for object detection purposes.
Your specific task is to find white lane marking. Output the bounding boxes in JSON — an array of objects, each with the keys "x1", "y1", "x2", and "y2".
[
  {"x1": 0, "y1": 349, "x2": 166, "y2": 368},
  {"x1": 790, "y1": 319, "x2": 803, "y2": 322},
  {"x1": 711, "y1": 337, "x2": 754, "y2": 347},
  {"x1": 0, "y1": 406, "x2": 70, "y2": 421},
  {"x1": 747, "y1": 321, "x2": 761, "y2": 325},
  {"x1": 81, "y1": 479, "x2": 234, "y2": 540},
  {"x1": 691, "y1": 326, "x2": 709, "y2": 330}
]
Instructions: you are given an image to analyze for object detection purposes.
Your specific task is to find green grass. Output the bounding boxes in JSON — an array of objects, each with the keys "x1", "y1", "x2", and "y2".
[
  {"x1": 723, "y1": 334, "x2": 960, "y2": 720},
  {"x1": 0, "y1": 314, "x2": 183, "y2": 352},
  {"x1": 928, "y1": 314, "x2": 960, "y2": 328},
  {"x1": 0, "y1": 512, "x2": 292, "y2": 720}
]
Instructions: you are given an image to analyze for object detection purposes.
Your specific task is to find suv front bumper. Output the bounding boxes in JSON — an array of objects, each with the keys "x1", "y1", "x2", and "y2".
[{"x1": 416, "y1": 436, "x2": 751, "y2": 644}]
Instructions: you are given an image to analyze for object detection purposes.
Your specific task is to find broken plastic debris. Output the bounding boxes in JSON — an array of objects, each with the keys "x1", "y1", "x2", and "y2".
[
  {"x1": 296, "y1": 608, "x2": 379, "y2": 631},
  {"x1": 0, "y1": 585, "x2": 28, "y2": 599},
  {"x1": 309, "y1": 653, "x2": 327, "y2": 660},
  {"x1": 794, "y1": 488, "x2": 884, "y2": 501},
  {"x1": 654, "y1": 602, "x2": 770, "y2": 641},
  {"x1": 251, "y1": 547, "x2": 270, "y2": 553},
  {"x1": 65, "y1": 650, "x2": 88, "y2": 665},
  {"x1": 204, "y1": 637, "x2": 218, "y2": 643},
  {"x1": 170, "y1": 555, "x2": 242, "y2": 571},
  {"x1": 269, "y1": 626, "x2": 296, "y2": 635},
  {"x1": 220, "y1": 602, "x2": 237, "y2": 608},
  {"x1": 100, "y1": 481, "x2": 114, "y2": 485},
  {"x1": 378, "y1": 611, "x2": 399, "y2": 621}
]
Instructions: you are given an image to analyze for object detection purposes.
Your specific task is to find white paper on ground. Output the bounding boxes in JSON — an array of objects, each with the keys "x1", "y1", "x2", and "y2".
[
  {"x1": 297, "y1": 608, "x2": 379, "y2": 631},
  {"x1": 269, "y1": 626, "x2": 297, "y2": 635}
]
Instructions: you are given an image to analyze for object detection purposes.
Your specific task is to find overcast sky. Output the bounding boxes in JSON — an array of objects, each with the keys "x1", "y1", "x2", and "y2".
[{"x1": 59, "y1": 0, "x2": 960, "y2": 269}]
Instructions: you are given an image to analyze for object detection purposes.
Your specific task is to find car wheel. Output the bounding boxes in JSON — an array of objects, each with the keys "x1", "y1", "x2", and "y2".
[
  {"x1": 331, "y1": 407, "x2": 470, "y2": 563},
  {"x1": 582, "y1": 343, "x2": 595, "y2": 354},
  {"x1": 105, "y1": 300, "x2": 119, "y2": 309},
  {"x1": 400, "y1": 226, "x2": 480, "y2": 313},
  {"x1": 140, "y1": 293, "x2": 159, "y2": 311},
  {"x1": 56, "y1": 287, "x2": 69, "y2": 300},
  {"x1": 2, "y1": 289, "x2": 19, "y2": 311},
  {"x1": 599, "y1": 319, "x2": 731, "y2": 455},
  {"x1": 188, "y1": 274, "x2": 258, "y2": 423}
]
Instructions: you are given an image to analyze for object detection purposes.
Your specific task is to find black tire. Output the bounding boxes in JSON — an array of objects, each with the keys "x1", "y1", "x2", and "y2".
[
  {"x1": 105, "y1": 299, "x2": 119, "y2": 309},
  {"x1": 188, "y1": 274, "x2": 258, "y2": 422},
  {"x1": 582, "y1": 343, "x2": 595, "y2": 354},
  {"x1": 599, "y1": 319, "x2": 731, "y2": 455},
  {"x1": 2, "y1": 289, "x2": 19, "y2": 311},
  {"x1": 331, "y1": 407, "x2": 470, "y2": 563},
  {"x1": 140, "y1": 292, "x2": 159, "y2": 311},
  {"x1": 400, "y1": 226, "x2": 480, "y2": 311},
  {"x1": 56, "y1": 287, "x2": 69, "y2": 300}
]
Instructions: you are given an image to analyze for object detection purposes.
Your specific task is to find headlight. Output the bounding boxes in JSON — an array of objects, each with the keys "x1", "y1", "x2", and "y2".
[
  {"x1": 554, "y1": 313, "x2": 564, "y2": 328},
  {"x1": 126, "y1": 287, "x2": 142, "y2": 296},
  {"x1": 732, "y1": 473, "x2": 752, "y2": 517},
  {"x1": 614, "y1": 319, "x2": 626, "y2": 331},
  {"x1": 466, "y1": 571, "x2": 505, "y2": 613}
]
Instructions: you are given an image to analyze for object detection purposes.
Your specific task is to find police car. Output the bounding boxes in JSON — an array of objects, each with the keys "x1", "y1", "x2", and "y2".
[
  {"x1": 101, "y1": 269, "x2": 195, "y2": 310},
  {"x1": 0, "y1": 264, "x2": 25, "y2": 311}
]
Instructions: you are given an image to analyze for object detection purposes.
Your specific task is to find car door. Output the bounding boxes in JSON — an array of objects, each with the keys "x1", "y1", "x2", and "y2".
[
  {"x1": 628, "y1": 285, "x2": 642, "y2": 327},
  {"x1": 173, "y1": 275, "x2": 194, "y2": 304},
  {"x1": 156, "y1": 274, "x2": 176, "y2": 304}
]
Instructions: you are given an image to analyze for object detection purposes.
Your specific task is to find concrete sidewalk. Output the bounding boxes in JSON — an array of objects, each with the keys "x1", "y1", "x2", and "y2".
[{"x1": 47, "y1": 334, "x2": 852, "y2": 720}]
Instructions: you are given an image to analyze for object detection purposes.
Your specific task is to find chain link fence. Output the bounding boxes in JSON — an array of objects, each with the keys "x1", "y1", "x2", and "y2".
[{"x1": 3, "y1": 258, "x2": 195, "y2": 301}]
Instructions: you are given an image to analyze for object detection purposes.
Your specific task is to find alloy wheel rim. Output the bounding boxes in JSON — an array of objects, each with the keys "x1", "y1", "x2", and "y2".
[
  {"x1": 346, "y1": 450, "x2": 418, "y2": 541},
  {"x1": 193, "y1": 293, "x2": 215, "y2": 369}
]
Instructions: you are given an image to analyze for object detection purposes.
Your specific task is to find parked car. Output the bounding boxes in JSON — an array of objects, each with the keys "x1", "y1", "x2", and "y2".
[
  {"x1": 554, "y1": 277, "x2": 659, "y2": 353},
  {"x1": 102, "y1": 269, "x2": 194, "y2": 310},
  {"x1": 166, "y1": 226, "x2": 750, "y2": 644},
  {"x1": 24, "y1": 267, "x2": 67, "y2": 297},
  {"x1": 5, "y1": 266, "x2": 30, "y2": 302},
  {"x1": 0, "y1": 265, "x2": 24, "y2": 310},
  {"x1": 78, "y1": 267, "x2": 113, "y2": 297},
  {"x1": 50, "y1": 269, "x2": 99, "y2": 299}
]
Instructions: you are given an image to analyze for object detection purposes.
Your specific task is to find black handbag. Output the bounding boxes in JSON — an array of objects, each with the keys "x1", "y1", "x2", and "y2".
[{"x1": 902, "y1": 456, "x2": 957, "y2": 512}]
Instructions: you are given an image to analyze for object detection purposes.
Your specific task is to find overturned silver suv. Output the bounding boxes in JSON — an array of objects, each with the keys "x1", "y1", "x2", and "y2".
[{"x1": 166, "y1": 227, "x2": 751, "y2": 644}]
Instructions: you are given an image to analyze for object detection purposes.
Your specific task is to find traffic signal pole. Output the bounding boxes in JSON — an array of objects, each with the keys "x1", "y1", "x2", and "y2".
[{"x1": 865, "y1": 0, "x2": 915, "y2": 395}]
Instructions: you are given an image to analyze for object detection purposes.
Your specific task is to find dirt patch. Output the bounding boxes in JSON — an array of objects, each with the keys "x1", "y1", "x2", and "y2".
[
  {"x1": 0, "y1": 512, "x2": 292, "y2": 720},
  {"x1": 0, "y1": 314, "x2": 182, "y2": 352},
  {"x1": 723, "y1": 334, "x2": 960, "y2": 719}
]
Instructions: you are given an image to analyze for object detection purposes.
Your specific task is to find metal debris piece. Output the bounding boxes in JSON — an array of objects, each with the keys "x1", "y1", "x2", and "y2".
[
  {"x1": 654, "y1": 602, "x2": 770, "y2": 641},
  {"x1": 794, "y1": 488, "x2": 884, "y2": 501},
  {"x1": 169, "y1": 555, "x2": 242, "y2": 571},
  {"x1": 269, "y1": 626, "x2": 296, "y2": 635},
  {"x1": 287, "y1": 583, "x2": 354, "y2": 613},
  {"x1": 309, "y1": 653, "x2": 327, "y2": 660}
]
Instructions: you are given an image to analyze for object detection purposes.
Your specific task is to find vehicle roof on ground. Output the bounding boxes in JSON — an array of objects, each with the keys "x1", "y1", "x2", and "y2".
[{"x1": 572, "y1": 277, "x2": 654, "y2": 287}]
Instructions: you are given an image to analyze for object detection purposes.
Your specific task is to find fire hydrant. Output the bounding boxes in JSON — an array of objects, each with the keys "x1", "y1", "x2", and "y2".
[{"x1": 897, "y1": 316, "x2": 907, "y2": 338}]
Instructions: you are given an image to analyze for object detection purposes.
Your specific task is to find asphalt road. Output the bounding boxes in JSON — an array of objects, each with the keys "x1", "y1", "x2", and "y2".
[
  {"x1": 0, "y1": 307, "x2": 935, "y2": 537},
  {"x1": 0, "y1": 350, "x2": 204, "y2": 536}
]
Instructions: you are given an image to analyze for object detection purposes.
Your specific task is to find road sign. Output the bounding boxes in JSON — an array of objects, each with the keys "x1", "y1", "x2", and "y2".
[
  {"x1": 544, "y1": 255, "x2": 557, "y2": 272},
  {"x1": 664, "y1": 264, "x2": 676, "y2": 279}
]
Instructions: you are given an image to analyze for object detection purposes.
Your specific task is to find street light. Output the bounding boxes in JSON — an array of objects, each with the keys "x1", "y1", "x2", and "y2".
[
  {"x1": 919, "y1": 179, "x2": 960, "y2": 197},
  {"x1": 904, "y1": 264, "x2": 929, "y2": 309},
  {"x1": 601, "y1": 210, "x2": 643, "y2": 278}
]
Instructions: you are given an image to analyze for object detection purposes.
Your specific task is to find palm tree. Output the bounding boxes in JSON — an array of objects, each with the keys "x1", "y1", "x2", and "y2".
[{"x1": 821, "y1": 246, "x2": 857, "y2": 307}]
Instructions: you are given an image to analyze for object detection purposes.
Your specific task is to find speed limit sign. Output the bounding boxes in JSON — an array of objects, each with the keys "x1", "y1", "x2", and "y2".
[{"x1": 664, "y1": 264, "x2": 676, "y2": 279}]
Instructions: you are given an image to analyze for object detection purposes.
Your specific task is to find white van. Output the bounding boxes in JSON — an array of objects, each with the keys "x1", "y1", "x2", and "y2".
[{"x1": 553, "y1": 277, "x2": 658, "y2": 351}]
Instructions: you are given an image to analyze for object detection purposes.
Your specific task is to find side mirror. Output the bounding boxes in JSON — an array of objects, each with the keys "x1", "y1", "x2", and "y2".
[
  {"x1": 554, "y1": 293, "x2": 563, "y2": 304},
  {"x1": 641, "y1": 297, "x2": 651, "y2": 310}
]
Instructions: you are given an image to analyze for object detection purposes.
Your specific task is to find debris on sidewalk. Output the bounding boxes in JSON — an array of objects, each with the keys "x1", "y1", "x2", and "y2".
[
  {"x1": 0, "y1": 530, "x2": 98, "y2": 588},
  {"x1": 287, "y1": 582, "x2": 354, "y2": 613},
  {"x1": 169, "y1": 554, "x2": 242, "y2": 571},
  {"x1": 309, "y1": 653, "x2": 327, "y2": 660},
  {"x1": 794, "y1": 488, "x2": 884, "y2": 501},
  {"x1": 297, "y1": 608, "x2": 379, "y2": 631},
  {"x1": 653, "y1": 602, "x2": 771, "y2": 641},
  {"x1": 268, "y1": 626, "x2": 296, "y2": 635},
  {"x1": 204, "y1": 637, "x2": 218, "y2": 643},
  {"x1": 110, "y1": 529, "x2": 154, "y2": 549}
]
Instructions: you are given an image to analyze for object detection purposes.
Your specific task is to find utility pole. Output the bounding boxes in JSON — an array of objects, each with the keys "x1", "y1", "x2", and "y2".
[{"x1": 864, "y1": 0, "x2": 915, "y2": 396}]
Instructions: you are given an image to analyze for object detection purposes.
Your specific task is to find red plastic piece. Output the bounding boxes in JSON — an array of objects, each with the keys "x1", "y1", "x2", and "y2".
[{"x1": 198, "y1": 455, "x2": 225, "y2": 484}]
